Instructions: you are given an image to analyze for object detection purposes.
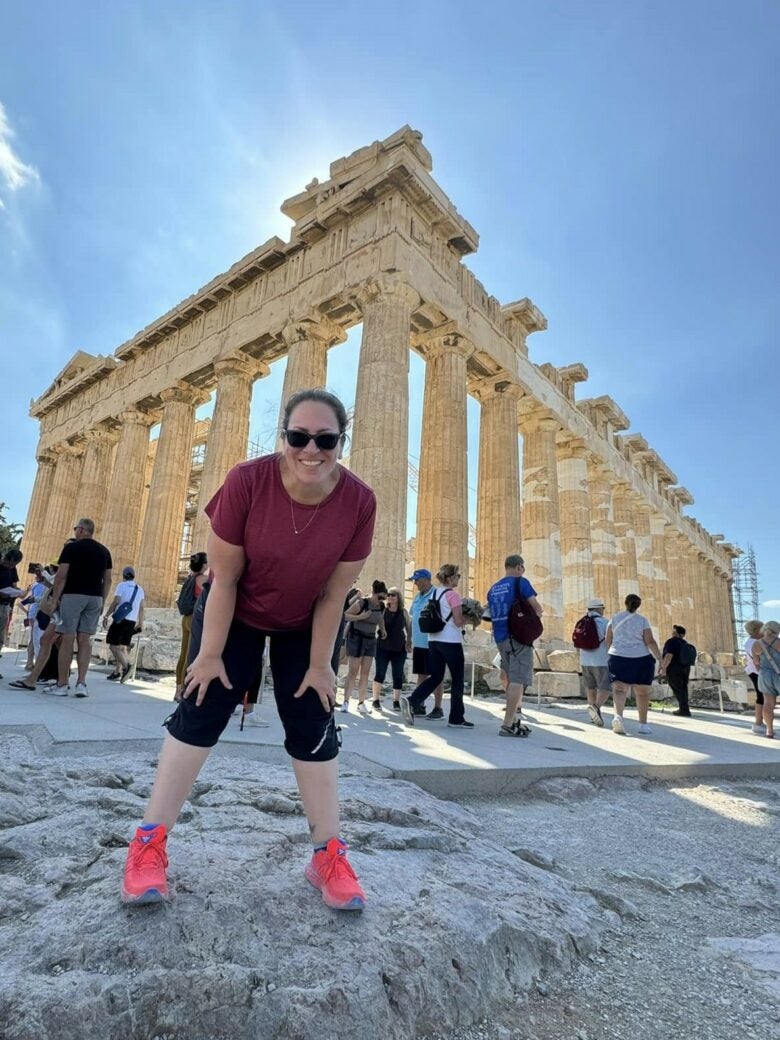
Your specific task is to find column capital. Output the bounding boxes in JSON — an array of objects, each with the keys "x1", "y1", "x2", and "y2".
[
  {"x1": 51, "y1": 442, "x2": 84, "y2": 459},
  {"x1": 413, "y1": 321, "x2": 474, "y2": 361},
  {"x1": 214, "y1": 354, "x2": 270, "y2": 382},
  {"x1": 471, "y1": 375, "x2": 523, "y2": 404},
  {"x1": 555, "y1": 433, "x2": 589, "y2": 459},
  {"x1": 35, "y1": 448, "x2": 58, "y2": 466},
  {"x1": 119, "y1": 407, "x2": 160, "y2": 428},
  {"x1": 281, "y1": 311, "x2": 347, "y2": 350},
  {"x1": 353, "y1": 273, "x2": 420, "y2": 312},
  {"x1": 82, "y1": 426, "x2": 119, "y2": 447},
  {"x1": 160, "y1": 382, "x2": 211, "y2": 408},
  {"x1": 517, "y1": 401, "x2": 561, "y2": 433}
]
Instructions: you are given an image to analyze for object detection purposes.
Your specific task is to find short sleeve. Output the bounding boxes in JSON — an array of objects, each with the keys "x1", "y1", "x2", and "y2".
[
  {"x1": 104, "y1": 547, "x2": 113, "y2": 570},
  {"x1": 662, "y1": 639, "x2": 673, "y2": 655},
  {"x1": 519, "y1": 577, "x2": 537, "y2": 598},
  {"x1": 339, "y1": 491, "x2": 376, "y2": 563},
  {"x1": 641, "y1": 616, "x2": 651, "y2": 631},
  {"x1": 205, "y1": 465, "x2": 251, "y2": 547},
  {"x1": 445, "y1": 589, "x2": 462, "y2": 608},
  {"x1": 58, "y1": 542, "x2": 75, "y2": 565}
]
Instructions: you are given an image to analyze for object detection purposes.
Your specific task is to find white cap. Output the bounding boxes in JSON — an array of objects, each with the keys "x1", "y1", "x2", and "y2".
[{"x1": 587, "y1": 598, "x2": 605, "y2": 610}]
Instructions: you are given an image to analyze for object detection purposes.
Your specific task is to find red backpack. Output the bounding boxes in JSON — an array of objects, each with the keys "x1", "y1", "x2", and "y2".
[
  {"x1": 509, "y1": 590, "x2": 544, "y2": 646},
  {"x1": 572, "y1": 614, "x2": 601, "y2": 650}
]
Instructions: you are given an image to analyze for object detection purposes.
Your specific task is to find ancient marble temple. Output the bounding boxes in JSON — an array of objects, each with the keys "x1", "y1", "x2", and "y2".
[{"x1": 21, "y1": 127, "x2": 739, "y2": 655}]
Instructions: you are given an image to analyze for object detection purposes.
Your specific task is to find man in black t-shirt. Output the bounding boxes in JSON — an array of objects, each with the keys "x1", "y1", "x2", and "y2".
[
  {"x1": 48, "y1": 518, "x2": 113, "y2": 696},
  {"x1": 0, "y1": 548, "x2": 23, "y2": 673},
  {"x1": 661, "y1": 624, "x2": 692, "y2": 718}
]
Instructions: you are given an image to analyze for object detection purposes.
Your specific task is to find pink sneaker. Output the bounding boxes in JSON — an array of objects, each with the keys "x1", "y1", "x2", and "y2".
[
  {"x1": 121, "y1": 824, "x2": 169, "y2": 904},
  {"x1": 305, "y1": 838, "x2": 366, "y2": 911}
]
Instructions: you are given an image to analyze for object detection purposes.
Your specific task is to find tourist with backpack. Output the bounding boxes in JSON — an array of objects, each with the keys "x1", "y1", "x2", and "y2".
[
  {"x1": 340, "y1": 579, "x2": 387, "y2": 713},
  {"x1": 401, "y1": 563, "x2": 472, "y2": 728},
  {"x1": 606, "y1": 594, "x2": 663, "y2": 735},
  {"x1": 661, "y1": 624, "x2": 697, "y2": 717},
  {"x1": 574, "y1": 598, "x2": 611, "y2": 727},
  {"x1": 484, "y1": 554, "x2": 543, "y2": 737},
  {"x1": 174, "y1": 551, "x2": 208, "y2": 701}
]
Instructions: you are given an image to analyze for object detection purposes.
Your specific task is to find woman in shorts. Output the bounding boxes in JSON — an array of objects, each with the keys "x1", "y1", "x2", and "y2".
[
  {"x1": 371, "y1": 587, "x2": 412, "y2": 711},
  {"x1": 121, "y1": 389, "x2": 376, "y2": 911},
  {"x1": 341, "y1": 580, "x2": 387, "y2": 713},
  {"x1": 752, "y1": 620, "x2": 780, "y2": 740},
  {"x1": 743, "y1": 620, "x2": 766, "y2": 735},
  {"x1": 606, "y1": 593, "x2": 662, "y2": 736}
]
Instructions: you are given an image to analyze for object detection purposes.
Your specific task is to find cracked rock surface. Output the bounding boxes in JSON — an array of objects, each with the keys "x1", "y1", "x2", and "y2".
[{"x1": 0, "y1": 735, "x2": 608, "y2": 1040}]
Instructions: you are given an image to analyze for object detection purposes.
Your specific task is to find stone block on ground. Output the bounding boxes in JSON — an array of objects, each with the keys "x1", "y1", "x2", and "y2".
[
  {"x1": 546, "y1": 650, "x2": 580, "y2": 673},
  {"x1": 534, "y1": 671, "x2": 582, "y2": 699},
  {"x1": 0, "y1": 734, "x2": 609, "y2": 1040}
]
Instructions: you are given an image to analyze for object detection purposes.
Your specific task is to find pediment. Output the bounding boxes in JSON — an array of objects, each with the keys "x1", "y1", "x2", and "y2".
[{"x1": 40, "y1": 351, "x2": 98, "y2": 400}]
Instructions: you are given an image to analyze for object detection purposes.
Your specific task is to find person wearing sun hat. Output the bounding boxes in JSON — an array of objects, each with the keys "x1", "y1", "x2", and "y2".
[
  {"x1": 578, "y1": 597, "x2": 612, "y2": 727},
  {"x1": 406, "y1": 568, "x2": 444, "y2": 718}
]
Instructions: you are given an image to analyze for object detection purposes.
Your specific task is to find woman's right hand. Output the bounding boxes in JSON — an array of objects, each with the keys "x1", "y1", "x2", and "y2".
[{"x1": 183, "y1": 653, "x2": 232, "y2": 707}]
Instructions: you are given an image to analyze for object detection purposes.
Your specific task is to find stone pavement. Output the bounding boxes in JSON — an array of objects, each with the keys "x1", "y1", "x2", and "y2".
[{"x1": 2, "y1": 649, "x2": 778, "y2": 797}]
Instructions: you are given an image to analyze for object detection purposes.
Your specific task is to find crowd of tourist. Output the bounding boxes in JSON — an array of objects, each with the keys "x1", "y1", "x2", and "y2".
[{"x1": 0, "y1": 385, "x2": 776, "y2": 912}]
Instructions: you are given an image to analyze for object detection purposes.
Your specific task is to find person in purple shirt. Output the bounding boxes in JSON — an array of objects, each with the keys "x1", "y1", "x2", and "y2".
[{"x1": 485, "y1": 554, "x2": 543, "y2": 737}]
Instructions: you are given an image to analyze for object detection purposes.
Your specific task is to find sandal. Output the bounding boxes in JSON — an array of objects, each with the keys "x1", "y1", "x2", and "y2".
[{"x1": 9, "y1": 679, "x2": 36, "y2": 690}]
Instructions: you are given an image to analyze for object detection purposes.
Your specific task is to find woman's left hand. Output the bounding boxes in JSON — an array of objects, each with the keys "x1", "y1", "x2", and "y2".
[{"x1": 294, "y1": 665, "x2": 337, "y2": 712}]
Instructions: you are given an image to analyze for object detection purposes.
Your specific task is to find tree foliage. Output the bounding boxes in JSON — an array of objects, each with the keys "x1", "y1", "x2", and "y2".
[{"x1": 0, "y1": 503, "x2": 23, "y2": 557}]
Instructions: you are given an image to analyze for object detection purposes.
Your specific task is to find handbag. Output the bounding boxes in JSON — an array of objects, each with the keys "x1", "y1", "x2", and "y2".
[{"x1": 112, "y1": 584, "x2": 139, "y2": 624}]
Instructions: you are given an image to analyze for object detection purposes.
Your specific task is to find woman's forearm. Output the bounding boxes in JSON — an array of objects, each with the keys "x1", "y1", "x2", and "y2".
[
  {"x1": 311, "y1": 594, "x2": 345, "y2": 670},
  {"x1": 199, "y1": 580, "x2": 238, "y2": 658}
]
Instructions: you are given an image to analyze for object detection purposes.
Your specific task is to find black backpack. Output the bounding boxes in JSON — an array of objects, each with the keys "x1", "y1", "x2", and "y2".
[
  {"x1": 176, "y1": 575, "x2": 197, "y2": 617},
  {"x1": 418, "y1": 589, "x2": 452, "y2": 634},
  {"x1": 679, "y1": 641, "x2": 697, "y2": 667}
]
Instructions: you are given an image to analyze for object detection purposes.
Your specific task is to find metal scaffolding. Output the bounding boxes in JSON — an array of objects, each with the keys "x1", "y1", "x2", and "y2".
[{"x1": 732, "y1": 545, "x2": 761, "y2": 649}]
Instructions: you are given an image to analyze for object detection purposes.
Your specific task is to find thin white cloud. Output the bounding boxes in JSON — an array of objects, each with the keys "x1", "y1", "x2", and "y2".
[
  {"x1": 762, "y1": 600, "x2": 780, "y2": 609},
  {"x1": 0, "y1": 101, "x2": 39, "y2": 202}
]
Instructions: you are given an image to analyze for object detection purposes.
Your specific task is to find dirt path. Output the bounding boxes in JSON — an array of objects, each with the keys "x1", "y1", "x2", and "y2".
[{"x1": 428, "y1": 775, "x2": 780, "y2": 1040}]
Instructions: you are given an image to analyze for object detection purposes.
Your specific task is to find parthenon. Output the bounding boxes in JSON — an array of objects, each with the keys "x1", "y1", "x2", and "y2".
[{"x1": 21, "y1": 126, "x2": 739, "y2": 657}]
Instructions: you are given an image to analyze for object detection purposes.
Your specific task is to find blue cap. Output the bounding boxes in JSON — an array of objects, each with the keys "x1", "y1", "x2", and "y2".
[
  {"x1": 407, "y1": 568, "x2": 432, "y2": 581},
  {"x1": 123, "y1": 566, "x2": 135, "y2": 579}
]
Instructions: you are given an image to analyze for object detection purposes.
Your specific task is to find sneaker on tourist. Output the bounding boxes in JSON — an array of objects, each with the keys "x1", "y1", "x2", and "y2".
[
  {"x1": 752, "y1": 723, "x2": 767, "y2": 735},
  {"x1": 637, "y1": 723, "x2": 653, "y2": 735},
  {"x1": 73, "y1": 682, "x2": 89, "y2": 698},
  {"x1": 119, "y1": 664, "x2": 132, "y2": 684},
  {"x1": 339, "y1": 701, "x2": 349, "y2": 713},
  {"x1": 243, "y1": 711, "x2": 270, "y2": 728},
  {"x1": 400, "y1": 695, "x2": 414, "y2": 726},
  {"x1": 121, "y1": 824, "x2": 169, "y2": 905},
  {"x1": 391, "y1": 701, "x2": 402, "y2": 712},
  {"x1": 426, "y1": 707, "x2": 444, "y2": 721},
  {"x1": 371, "y1": 699, "x2": 382, "y2": 712},
  {"x1": 106, "y1": 671, "x2": 120, "y2": 681},
  {"x1": 612, "y1": 715, "x2": 626, "y2": 735},
  {"x1": 499, "y1": 723, "x2": 526, "y2": 737},
  {"x1": 357, "y1": 701, "x2": 370, "y2": 715},
  {"x1": 672, "y1": 709, "x2": 692, "y2": 717},
  {"x1": 42, "y1": 684, "x2": 69, "y2": 697},
  {"x1": 304, "y1": 838, "x2": 365, "y2": 911},
  {"x1": 447, "y1": 719, "x2": 474, "y2": 728},
  {"x1": 587, "y1": 704, "x2": 604, "y2": 727}
]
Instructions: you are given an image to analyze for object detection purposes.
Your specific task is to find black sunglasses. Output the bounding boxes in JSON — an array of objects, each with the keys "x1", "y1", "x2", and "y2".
[{"x1": 283, "y1": 429, "x2": 341, "y2": 451}]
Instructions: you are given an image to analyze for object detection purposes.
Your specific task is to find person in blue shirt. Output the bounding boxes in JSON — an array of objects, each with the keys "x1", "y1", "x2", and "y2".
[
  {"x1": 407, "y1": 568, "x2": 443, "y2": 719},
  {"x1": 485, "y1": 554, "x2": 542, "y2": 737}
]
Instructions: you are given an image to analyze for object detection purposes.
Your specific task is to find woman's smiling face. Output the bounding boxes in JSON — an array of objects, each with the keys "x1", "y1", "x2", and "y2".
[{"x1": 282, "y1": 400, "x2": 343, "y2": 486}]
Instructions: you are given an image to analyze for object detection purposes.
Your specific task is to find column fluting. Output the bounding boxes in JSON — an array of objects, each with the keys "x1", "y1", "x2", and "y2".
[
  {"x1": 587, "y1": 457, "x2": 619, "y2": 614},
  {"x1": 556, "y1": 437, "x2": 594, "y2": 640},
  {"x1": 75, "y1": 428, "x2": 119, "y2": 534},
  {"x1": 20, "y1": 450, "x2": 57, "y2": 567},
  {"x1": 40, "y1": 444, "x2": 84, "y2": 564},
  {"x1": 102, "y1": 409, "x2": 159, "y2": 572}
]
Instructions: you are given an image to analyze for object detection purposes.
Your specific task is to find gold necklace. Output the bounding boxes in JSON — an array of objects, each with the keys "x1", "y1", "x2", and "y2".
[{"x1": 289, "y1": 495, "x2": 322, "y2": 535}]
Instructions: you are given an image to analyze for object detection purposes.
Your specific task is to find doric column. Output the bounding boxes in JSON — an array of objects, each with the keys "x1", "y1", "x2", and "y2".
[
  {"x1": 137, "y1": 384, "x2": 209, "y2": 606},
  {"x1": 710, "y1": 561, "x2": 728, "y2": 654},
  {"x1": 556, "y1": 436, "x2": 594, "y2": 640},
  {"x1": 473, "y1": 381, "x2": 522, "y2": 600},
  {"x1": 691, "y1": 550, "x2": 713, "y2": 654},
  {"x1": 350, "y1": 274, "x2": 419, "y2": 591},
  {"x1": 75, "y1": 427, "x2": 119, "y2": 533},
  {"x1": 633, "y1": 502, "x2": 657, "y2": 626},
  {"x1": 587, "y1": 457, "x2": 619, "y2": 614},
  {"x1": 414, "y1": 324, "x2": 473, "y2": 593},
  {"x1": 191, "y1": 355, "x2": 268, "y2": 551},
  {"x1": 279, "y1": 312, "x2": 346, "y2": 421},
  {"x1": 665, "y1": 529, "x2": 689, "y2": 631},
  {"x1": 40, "y1": 444, "x2": 84, "y2": 564},
  {"x1": 683, "y1": 544, "x2": 702, "y2": 645},
  {"x1": 20, "y1": 449, "x2": 57, "y2": 567},
  {"x1": 613, "y1": 483, "x2": 639, "y2": 603},
  {"x1": 518, "y1": 405, "x2": 564, "y2": 641},
  {"x1": 102, "y1": 409, "x2": 159, "y2": 571},
  {"x1": 650, "y1": 514, "x2": 672, "y2": 634}
]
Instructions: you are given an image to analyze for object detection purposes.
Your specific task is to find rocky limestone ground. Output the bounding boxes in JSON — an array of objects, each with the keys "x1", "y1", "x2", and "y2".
[
  {"x1": 1, "y1": 733, "x2": 778, "y2": 1040},
  {"x1": 0, "y1": 734, "x2": 607, "y2": 1040}
]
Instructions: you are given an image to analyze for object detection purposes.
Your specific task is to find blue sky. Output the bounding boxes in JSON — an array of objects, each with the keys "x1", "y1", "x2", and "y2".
[{"x1": 1, "y1": 1, "x2": 778, "y2": 618}]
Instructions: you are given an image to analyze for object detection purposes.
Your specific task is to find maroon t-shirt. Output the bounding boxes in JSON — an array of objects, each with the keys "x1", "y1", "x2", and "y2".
[{"x1": 205, "y1": 454, "x2": 376, "y2": 630}]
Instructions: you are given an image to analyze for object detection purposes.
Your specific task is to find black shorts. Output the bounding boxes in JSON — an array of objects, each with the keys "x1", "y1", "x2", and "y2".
[
  {"x1": 412, "y1": 647, "x2": 430, "y2": 675},
  {"x1": 165, "y1": 617, "x2": 338, "y2": 762},
  {"x1": 106, "y1": 619, "x2": 136, "y2": 646},
  {"x1": 345, "y1": 630, "x2": 377, "y2": 659}
]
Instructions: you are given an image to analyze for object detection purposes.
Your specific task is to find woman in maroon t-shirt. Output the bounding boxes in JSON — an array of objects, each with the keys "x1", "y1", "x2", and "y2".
[{"x1": 121, "y1": 389, "x2": 376, "y2": 912}]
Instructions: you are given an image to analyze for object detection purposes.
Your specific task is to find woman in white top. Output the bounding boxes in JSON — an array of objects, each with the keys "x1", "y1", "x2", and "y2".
[
  {"x1": 401, "y1": 563, "x2": 471, "y2": 728},
  {"x1": 606, "y1": 594, "x2": 662, "y2": 736},
  {"x1": 743, "y1": 620, "x2": 765, "y2": 735}
]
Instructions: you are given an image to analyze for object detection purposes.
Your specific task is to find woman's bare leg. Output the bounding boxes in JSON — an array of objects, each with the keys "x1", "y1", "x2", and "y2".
[
  {"x1": 357, "y1": 657, "x2": 372, "y2": 704},
  {"x1": 292, "y1": 757, "x2": 340, "y2": 846},
  {"x1": 635, "y1": 685, "x2": 651, "y2": 724},
  {"x1": 342, "y1": 658, "x2": 359, "y2": 704},
  {"x1": 143, "y1": 734, "x2": 211, "y2": 832}
]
